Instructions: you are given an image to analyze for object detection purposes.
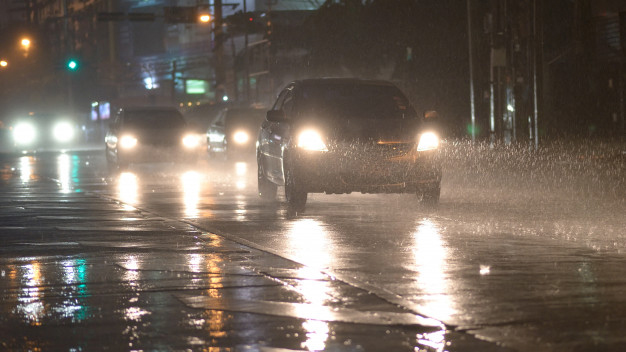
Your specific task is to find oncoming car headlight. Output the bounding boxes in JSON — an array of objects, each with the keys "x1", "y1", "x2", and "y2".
[
  {"x1": 13, "y1": 122, "x2": 37, "y2": 145},
  {"x1": 232, "y1": 130, "x2": 249, "y2": 145},
  {"x1": 297, "y1": 129, "x2": 328, "y2": 151},
  {"x1": 52, "y1": 121, "x2": 75, "y2": 143},
  {"x1": 417, "y1": 132, "x2": 439, "y2": 151},
  {"x1": 182, "y1": 134, "x2": 201, "y2": 149},
  {"x1": 119, "y1": 135, "x2": 138, "y2": 149}
]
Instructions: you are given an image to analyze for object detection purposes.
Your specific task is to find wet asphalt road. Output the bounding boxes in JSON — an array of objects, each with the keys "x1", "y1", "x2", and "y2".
[{"x1": 0, "y1": 142, "x2": 625, "y2": 351}]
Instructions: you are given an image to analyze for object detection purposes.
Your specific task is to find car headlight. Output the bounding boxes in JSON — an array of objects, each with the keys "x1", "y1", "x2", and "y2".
[
  {"x1": 297, "y1": 129, "x2": 328, "y2": 151},
  {"x1": 232, "y1": 130, "x2": 249, "y2": 145},
  {"x1": 119, "y1": 135, "x2": 138, "y2": 149},
  {"x1": 417, "y1": 132, "x2": 439, "y2": 151},
  {"x1": 182, "y1": 134, "x2": 201, "y2": 148},
  {"x1": 53, "y1": 121, "x2": 75, "y2": 143},
  {"x1": 13, "y1": 122, "x2": 37, "y2": 145}
]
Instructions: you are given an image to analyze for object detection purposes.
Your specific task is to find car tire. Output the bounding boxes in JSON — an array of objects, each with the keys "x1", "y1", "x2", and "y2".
[
  {"x1": 116, "y1": 155, "x2": 129, "y2": 171},
  {"x1": 257, "y1": 157, "x2": 277, "y2": 201},
  {"x1": 105, "y1": 149, "x2": 118, "y2": 173},
  {"x1": 284, "y1": 164, "x2": 307, "y2": 213},
  {"x1": 182, "y1": 154, "x2": 199, "y2": 166},
  {"x1": 417, "y1": 182, "x2": 440, "y2": 207}
]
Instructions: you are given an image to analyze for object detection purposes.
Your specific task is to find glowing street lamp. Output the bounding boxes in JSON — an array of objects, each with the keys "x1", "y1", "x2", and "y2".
[
  {"x1": 0, "y1": 60, "x2": 7, "y2": 68},
  {"x1": 21, "y1": 38, "x2": 31, "y2": 50},
  {"x1": 199, "y1": 14, "x2": 211, "y2": 23}
]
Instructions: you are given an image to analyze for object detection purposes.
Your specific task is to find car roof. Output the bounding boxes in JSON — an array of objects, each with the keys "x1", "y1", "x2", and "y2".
[
  {"x1": 293, "y1": 78, "x2": 398, "y2": 88},
  {"x1": 223, "y1": 107, "x2": 266, "y2": 114},
  {"x1": 120, "y1": 106, "x2": 181, "y2": 113}
]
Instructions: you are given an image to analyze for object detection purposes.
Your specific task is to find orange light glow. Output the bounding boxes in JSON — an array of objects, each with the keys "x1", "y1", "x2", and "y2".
[{"x1": 21, "y1": 38, "x2": 31, "y2": 49}]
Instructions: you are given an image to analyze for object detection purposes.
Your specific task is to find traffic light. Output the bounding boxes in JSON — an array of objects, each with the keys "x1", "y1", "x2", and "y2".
[
  {"x1": 226, "y1": 11, "x2": 263, "y2": 34},
  {"x1": 67, "y1": 59, "x2": 79, "y2": 71}
]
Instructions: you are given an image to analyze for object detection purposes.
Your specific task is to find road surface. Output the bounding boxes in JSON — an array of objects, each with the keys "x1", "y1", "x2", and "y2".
[{"x1": 0, "y1": 141, "x2": 624, "y2": 351}]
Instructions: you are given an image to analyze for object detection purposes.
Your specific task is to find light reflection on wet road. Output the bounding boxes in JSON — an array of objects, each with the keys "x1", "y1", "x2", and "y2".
[
  {"x1": 1, "y1": 147, "x2": 625, "y2": 351},
  {"x1": 98, "y1": 148, "x2": 625, "y2": 351}
]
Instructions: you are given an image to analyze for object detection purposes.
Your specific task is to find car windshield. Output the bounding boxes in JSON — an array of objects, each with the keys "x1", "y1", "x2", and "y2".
[
  {"x1": 298, "y1": 83, "x2": 416, "y2": 120},
  {"x1": 224, "y1": 109, "x2": 266, "y2": 129},
  {"x1": 123, "y1": 110, "x2": 186, "y2": 129}
]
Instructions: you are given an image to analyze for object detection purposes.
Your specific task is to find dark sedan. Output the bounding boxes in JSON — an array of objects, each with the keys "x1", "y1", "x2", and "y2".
[
  {"x1": 105, "y1": 106, "x2": 203, "y2": 169},
  {"x1": 256, "y1": 78, "x2": 442, "y2": 212},
  {"x1": 206, "y1": 107, "x2": 266, "y2": 160}
]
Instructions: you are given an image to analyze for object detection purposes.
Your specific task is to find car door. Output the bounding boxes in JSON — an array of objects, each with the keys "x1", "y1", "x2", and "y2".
[{"x1": 261, "y1": 85, "x2": 295, "y2": 184}]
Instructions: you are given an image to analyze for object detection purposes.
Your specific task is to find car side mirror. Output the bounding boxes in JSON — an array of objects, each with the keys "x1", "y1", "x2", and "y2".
[
  {"x1": 266, "y1": 110, "x2": 286, "y2": 122},
  {"x1": 424, "y1": 110, "x2": 439, "y2": 121}
]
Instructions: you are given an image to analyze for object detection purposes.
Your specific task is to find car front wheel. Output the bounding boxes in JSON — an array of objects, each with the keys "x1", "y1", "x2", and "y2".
[
  {"x1": 417, "y1": 182, "x2": 440, "y2": 207},
  {"x1": 284, "y1": 164, "x2": 307, "y2": 213}
]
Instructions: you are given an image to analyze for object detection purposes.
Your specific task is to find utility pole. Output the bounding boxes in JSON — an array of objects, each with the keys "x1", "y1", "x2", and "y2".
[
  {"x1": 244, "y1": 0, "x2": 250, "y2": 104},
  {"x1": 172, "y1": 60, "x2": 177, "y2": 104},
  {"x1": 467, "y1": 0, "x2": 477, "y2": 143},
  {"x1": 532, "y1": 0, "x2": 542, "y2": 149},
  {"x1": 619, "y1": 11, "x2": 626, "y2": 139},
  {"x1": 214, "y1": 0, "x2": 226, "y2": 102},
  {"x1": 63, "y1": 0, "x2": 75, "y2": 114}
]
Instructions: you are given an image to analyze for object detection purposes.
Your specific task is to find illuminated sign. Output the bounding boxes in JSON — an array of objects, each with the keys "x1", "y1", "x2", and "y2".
[
  {"x1": 91, "y1": 102, "x2": 111, "y2": 121},
  {"x1": 186, "y1": 80, "x2": 207, "y2": 94}
]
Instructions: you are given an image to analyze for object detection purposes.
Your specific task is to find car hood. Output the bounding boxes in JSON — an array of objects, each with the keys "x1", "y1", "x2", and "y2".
[
  {"x1": 124, "y1": 127, "x2": 188, "y2": 145},
  {"x1": 296, "y1": 117, "x2": 423, "y2": 143}
]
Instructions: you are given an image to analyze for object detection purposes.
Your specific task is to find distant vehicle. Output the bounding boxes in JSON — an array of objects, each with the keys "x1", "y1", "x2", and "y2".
[
  {"x1": 182, "y1": 103, "x2": 226, "y2": 132},
  {"x1": 105, "y1": 106, "x2": 203, "y2": 169},
  {"x1": 0, "y1": 121, "x2": 12, "y2": 152},
  {"x1": 206, "y1": 107, "x2": 266, "y2": 160},
  {"x1": 256, "y1": 78, "x2": 443, "y2": 212},
  {"x1": 7, "y1": 112, "x2": 81, "y2": 152}
]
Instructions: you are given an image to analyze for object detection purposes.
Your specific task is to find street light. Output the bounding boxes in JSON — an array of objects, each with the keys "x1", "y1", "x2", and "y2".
[
  {"x1": 199, "y1": 14, "x2": 211, "y2": 23},
  {"x1": 0, "y1": 60, "x2": 7, "y2": 68},
  {"x1": 20, "y1": 38, "x2": 31, "y2": 50}
]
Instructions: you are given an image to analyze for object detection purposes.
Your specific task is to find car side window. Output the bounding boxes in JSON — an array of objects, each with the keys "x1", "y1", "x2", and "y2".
[
  {"x1": 282, "y1": 90, "x2": 295, "y2": 118},
  {"x1": 272, "y1": 89, "x2": 288, "y2": 111},
  {"x1": 214, "y1": 112, "x2": 225, "y2": 127},
  {"x1": 112, "y1": 114, "x2": 122, "y2": 130}
]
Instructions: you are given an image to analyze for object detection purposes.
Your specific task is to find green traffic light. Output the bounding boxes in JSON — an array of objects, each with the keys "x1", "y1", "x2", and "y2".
[{"x1": 67, "y1": 59, "x2": 78, "y2": 70}]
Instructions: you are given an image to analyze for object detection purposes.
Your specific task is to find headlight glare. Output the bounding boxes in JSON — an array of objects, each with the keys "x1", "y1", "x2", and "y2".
[
  {"x1": 297, "y1": 129, "x2": 328, "y2": 151},
  {"x1": 53, "y1": 121, "x2": 75, "y2": 143},
  {"x1": 13, "y1": 123, "x2": 36, "y2": 145},
  {"x1": 183, "y1": 134, "x2": 201, "y2": 148},
  {"x1": 232, "y1": 130, "x2": 249, "y2": 145},
  {"x1": 120, "y1": 135, "x2": 138, "y2": 149},
  {"x1": 417, "y1": 132, "x2": 439, "y2": 151}
]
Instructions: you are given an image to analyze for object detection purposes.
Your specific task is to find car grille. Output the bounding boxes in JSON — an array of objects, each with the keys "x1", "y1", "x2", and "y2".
[
  {"x1": 333, "y1": 141, "x2": 413, "y2": 160},
  {"x1": 141, "y1": 135, "x2": 180, "y2": 147}
]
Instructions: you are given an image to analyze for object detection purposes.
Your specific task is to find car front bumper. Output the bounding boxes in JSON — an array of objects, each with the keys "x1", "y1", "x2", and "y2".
[
  {"x1": 117, "y1": 145, "x2": 201, "y2": 164},
  {"x1": 290, "y1": 148, "x2": 442, "y2": 194}
]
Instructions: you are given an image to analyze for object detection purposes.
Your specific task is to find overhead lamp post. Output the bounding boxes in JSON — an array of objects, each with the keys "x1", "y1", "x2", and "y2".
[
  {"x1": 199, "y1": 14, "x2": 211, "y2": 23},
  {"x1": 20, "y1": 37, "x2": 31, "y2": 58},
  {"x1": 21, "y1": 38, "x2": 31, "y2": 50}
]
